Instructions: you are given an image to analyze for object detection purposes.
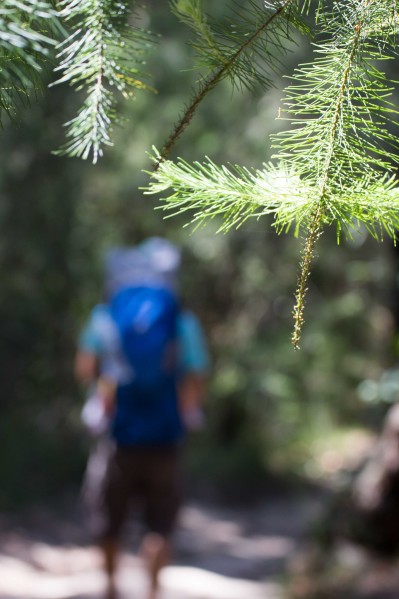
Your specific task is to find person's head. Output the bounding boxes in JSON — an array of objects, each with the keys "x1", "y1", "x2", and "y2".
[{"x1": 104, "y1": 237, "x2": 181, "y2": 299}]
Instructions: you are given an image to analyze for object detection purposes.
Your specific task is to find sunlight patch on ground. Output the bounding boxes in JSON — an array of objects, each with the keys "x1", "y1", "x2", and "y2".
[
  {"x1": 162, "y1": 565, "x2": 282, "y2": 599},
  {"x1": 0, "y1": 546, "x2": 279, "y2": 599},
  {"x1": 0, "y1": 553, "x2": 105, "y2": 598},
  {"x1": 0, "y1": 498, "x2": 316, "y2": 599}
]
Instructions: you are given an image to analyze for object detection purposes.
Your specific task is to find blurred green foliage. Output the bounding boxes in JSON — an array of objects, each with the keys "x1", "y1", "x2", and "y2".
[{"x1": 0, "y1": 0, "x2": 398, "y2": 506}]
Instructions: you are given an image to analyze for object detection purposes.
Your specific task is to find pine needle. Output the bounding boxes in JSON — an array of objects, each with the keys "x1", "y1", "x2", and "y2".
[{"x1": 145, "y1": 0, "x2": 399, "y2": 347}]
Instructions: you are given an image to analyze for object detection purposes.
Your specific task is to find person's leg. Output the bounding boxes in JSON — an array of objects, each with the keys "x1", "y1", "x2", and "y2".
[
  {"x1": 141, "y1": 447, "x2": 181, "y2": 599},
  {"x1": 98, "y1": 446, "x2": 130, "y2": 599},
  {"x1": 141, "y1": 532, "x2": 170, "y2": 599},
  {"x1": 101, "y1": 538, "x2": 119, "y2": 599}
]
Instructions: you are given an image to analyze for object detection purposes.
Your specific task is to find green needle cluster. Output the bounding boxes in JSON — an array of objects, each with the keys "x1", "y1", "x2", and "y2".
[
  {"x1": 159, "y1": 0, "x2": 309, "y2": 164},
  {"x1": 146, "y1": 0, "x2": 399, "y2": 347},
  {"x1": 53, "y1": 0, "x2": 154, "y2": 163},
  {"x1": 0, "y1": 0, "x2": 61, "y2": 122},
  {"x1": 2, "y1": 0, "x2": 399, "y2": 347}
]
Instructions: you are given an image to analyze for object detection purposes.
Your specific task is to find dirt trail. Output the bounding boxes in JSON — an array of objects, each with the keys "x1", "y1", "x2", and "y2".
[{"x1": 0, "y1": 490, "x2": 324, "y2": 599}]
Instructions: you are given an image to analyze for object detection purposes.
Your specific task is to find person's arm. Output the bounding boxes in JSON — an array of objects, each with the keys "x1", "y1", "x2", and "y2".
[
  {"x1": 75, "y1": 350, "x2": 98, "y2": 385},
  {"x1": 178, "y1": 311, "x2": 210, "y2": 428},
  {"x1": 178, "y1": 373, "x2": 207, "y2": 409},
  {"x1": 75, "y1": 311, "x2": 102, "y2": 384}
]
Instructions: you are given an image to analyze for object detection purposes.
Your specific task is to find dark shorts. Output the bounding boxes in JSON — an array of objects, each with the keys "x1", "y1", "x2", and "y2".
[{"x1": 86, "y1": 442, "x2": 181, "y2": 541}]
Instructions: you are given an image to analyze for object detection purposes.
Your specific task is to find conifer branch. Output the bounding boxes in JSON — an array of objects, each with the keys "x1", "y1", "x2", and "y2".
[
  {"x1": 156, "y1": 0, "x2": 308, "y2": 168},
  {"x1": 0, "y1": 0, "x2": 61, "y2": 122},
  {"x1": 291, "y1": 203, "x2": 323, "y2": 349},
  {"x1": 53, "y1": 0, "x2": 154, "y2": 163},
  {"x1": 290, "y1": 5, "x2": 364, "y2": 347},
  {"x1": 146, "y1": 0, "x2": 399, "y2": 348}
]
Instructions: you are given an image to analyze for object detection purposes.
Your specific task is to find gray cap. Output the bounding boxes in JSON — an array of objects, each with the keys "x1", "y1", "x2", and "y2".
[{"x1": 105, "y1": 237, "x2": 181, "y2": 296}]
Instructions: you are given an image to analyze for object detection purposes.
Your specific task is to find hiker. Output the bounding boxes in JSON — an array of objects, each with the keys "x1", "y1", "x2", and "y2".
[{"x1": 75, "y1": 238, "x2": 209, "y2": 599}]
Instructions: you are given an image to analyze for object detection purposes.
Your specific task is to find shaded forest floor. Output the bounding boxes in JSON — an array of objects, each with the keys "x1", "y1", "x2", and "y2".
[
  {"x1": 2, "y1": 429, "x2": 399, "y2": 599},
  {"x1": 0, "y1": 487, "x2": 324, "y2": 599},
  {"x1": 288, "y1": 538, "x2": 399, "y2": 599},
  {"x1": 3, "y1": 490, "x2": 399, "y2": 599}
]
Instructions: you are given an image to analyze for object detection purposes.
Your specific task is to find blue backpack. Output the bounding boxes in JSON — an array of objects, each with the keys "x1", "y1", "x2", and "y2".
[{"x1": 109, "y1": 285, "x2": 179, "y2": 389}]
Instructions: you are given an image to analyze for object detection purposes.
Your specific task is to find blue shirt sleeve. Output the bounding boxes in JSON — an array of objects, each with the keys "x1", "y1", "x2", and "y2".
[
  {"x1": 178, "y1": 311, "x2": 210, "y2": 374},
  {"x1": 78, "y1": 306, "x2": 105, "y2": 354}
]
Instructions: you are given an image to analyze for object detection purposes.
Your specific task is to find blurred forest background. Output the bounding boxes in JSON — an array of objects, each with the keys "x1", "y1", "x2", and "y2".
[{"x1": 1, "y1": 0, "x2": 399, "y2": 509}]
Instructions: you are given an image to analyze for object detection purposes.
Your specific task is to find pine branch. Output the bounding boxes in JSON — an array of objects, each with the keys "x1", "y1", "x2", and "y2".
[
  {"x1": 145, "y1": 0, "x2": 399, "y2": 348},
  {"x1": 156, "y1": 0, "x2": 311, "y2": 168},
  {"x1": 273, "y1": 0, "x2": 399, "y2": 346},
  {"x1": 0, "y1": 0, "x2": 61, "y2": 123},
  {"x1": 291, "y1": 204, "x2": 323, "y2": 348},
  {"x1": 146, "y1": 149, "x2": 399, "y2": 236},
  {"x1": 145, "y1": 150, "x2": 281, "y2": 230},
  {"x1": 54, "y1": 0, "x2": 155, "y2": 163}
]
